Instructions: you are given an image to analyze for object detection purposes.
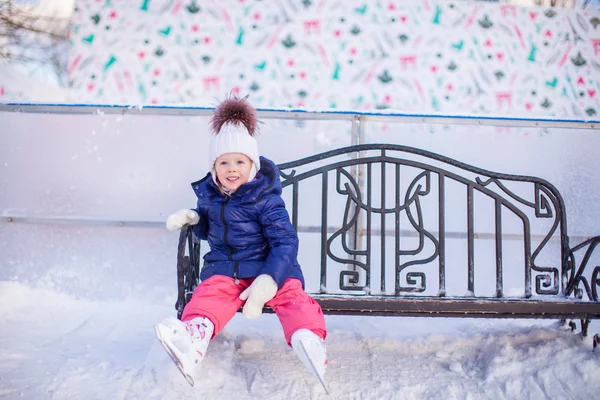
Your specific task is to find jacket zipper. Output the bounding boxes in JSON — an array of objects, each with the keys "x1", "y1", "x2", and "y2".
[
  {"x1": 221, "y1": 196, "x2": 239, "y2": 284},
  {"x1": 233, "y1": 261, "x2": 239, "y2": 285}
]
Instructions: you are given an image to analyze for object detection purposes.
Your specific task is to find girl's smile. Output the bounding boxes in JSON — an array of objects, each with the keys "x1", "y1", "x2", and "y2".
[{"x1": 215, "y1": 153, "x2": 253, "y2": 192}]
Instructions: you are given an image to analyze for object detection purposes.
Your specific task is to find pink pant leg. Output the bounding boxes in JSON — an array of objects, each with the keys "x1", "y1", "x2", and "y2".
[
  {"x1": 266, "y1": 278, "x2": 327, "y2": 346},
  {"x1": 181, "y1": 275, "x2": 250, "y2": 339}
]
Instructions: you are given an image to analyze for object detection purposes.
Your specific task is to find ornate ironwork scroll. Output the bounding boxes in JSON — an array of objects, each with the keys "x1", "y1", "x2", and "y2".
[
  {"x1": 276, "y1": 144, "x2": 589, "y2": 301},
  {"x1": 565, "y1": 236, "x2": 600, "y2": 302},
  {"x1": 175, "y1": 226, "x2": 201, "y2": 320},
  {"x1": 396, "y1": 170, "x2": 438, "y2": 293},
  {"x1": 173, "y1": 144, "x2": 600, "y2": 325},
  {"x1": 328, "y1": 167, "x2": 369, "y2": 291}
]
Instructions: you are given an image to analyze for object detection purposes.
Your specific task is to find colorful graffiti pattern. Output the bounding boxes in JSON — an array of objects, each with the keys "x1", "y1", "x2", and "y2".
[{"x1": 67, "y1": 0, "x2": 600, "y2": 117}]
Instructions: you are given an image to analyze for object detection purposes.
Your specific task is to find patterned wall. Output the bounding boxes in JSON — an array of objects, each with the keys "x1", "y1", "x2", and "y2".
[{"x1": 67, "y1": 0, "x2": 600, "y2": 117}]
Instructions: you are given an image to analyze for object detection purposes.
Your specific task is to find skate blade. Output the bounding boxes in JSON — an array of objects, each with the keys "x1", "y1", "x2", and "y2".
[
  {"x1": 154, "y1": 325, "x2": 195, "y2": 386},
  {"x1": 300, "y1": 340, "x2": 329, "y2": 394}
]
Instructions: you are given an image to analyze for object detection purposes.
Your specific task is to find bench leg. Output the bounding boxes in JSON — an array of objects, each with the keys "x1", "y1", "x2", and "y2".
[
  {"x1": 580, "y1": 319, "x2": 590, "y2": 337},
  {"x1": 563, "y1": 318, "x2": 591, "y2": 338}
]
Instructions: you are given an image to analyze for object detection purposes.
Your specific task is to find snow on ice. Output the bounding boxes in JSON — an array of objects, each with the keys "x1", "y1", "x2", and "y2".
[{"x1": 0, "y1": 280, "x2": 598, "y2": 399}]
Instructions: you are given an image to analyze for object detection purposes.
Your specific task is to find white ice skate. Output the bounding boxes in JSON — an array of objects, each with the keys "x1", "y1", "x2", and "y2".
[
  {"x1": 154, "y1": 316, "x2": 214, "y2": 386},
  {"x1": 291, "y1": 329, "x2": 329, "y2": 393}
]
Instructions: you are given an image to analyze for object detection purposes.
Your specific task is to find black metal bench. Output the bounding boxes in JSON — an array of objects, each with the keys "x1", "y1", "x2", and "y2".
[{"x1": 174, "y1": 144, "x2": 600, "y2": 346}]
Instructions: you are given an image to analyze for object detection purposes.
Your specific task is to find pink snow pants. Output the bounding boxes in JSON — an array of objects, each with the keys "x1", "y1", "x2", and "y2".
[{"x1": 181, "y1": 275, "x2": 326, "y2": 346}]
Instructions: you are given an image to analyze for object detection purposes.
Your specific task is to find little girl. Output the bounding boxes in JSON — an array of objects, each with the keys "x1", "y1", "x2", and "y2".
[{"x1": 155, "y1": 95, "x2": 327, "y2": 386}]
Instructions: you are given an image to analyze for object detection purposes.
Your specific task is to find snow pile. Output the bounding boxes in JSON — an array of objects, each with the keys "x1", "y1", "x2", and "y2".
[{"x1": 0, "y1": 281, "x2": 598, "y2": 399}]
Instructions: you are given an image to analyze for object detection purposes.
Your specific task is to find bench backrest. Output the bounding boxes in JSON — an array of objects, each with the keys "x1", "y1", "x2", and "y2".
[{"x1": 278, "y1": 144, "x2": 569, "y2": 299}]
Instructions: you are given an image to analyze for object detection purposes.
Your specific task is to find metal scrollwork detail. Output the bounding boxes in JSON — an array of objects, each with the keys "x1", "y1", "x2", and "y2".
[
  {"x1": 570, "y1": 267, "x2": 600, "y2": 302},
  {"x1": 592, "y1": 266, "x2": 600, "y2": 302},
  {"x1": 399, "y1": 272, "x2": 426, "y2": 293},
  {"x1": 534, "y1": 266, "x2": 559, "y2": 295},
  {"x1": 340, "y1": 270, "x2": 362, "y2": 291},
  {"x1": 565, "y1": 237, "x2": 600, "y2": 302},
  {"x1": 397, "y1": 171, "x2": 438, "y2": 293},
  {"x1": 535, "y1": 184, "x2": 554, "y2": 218},
  {"x1": 279, "y1": 168, "x2": 297, "y2": 180},
  {"x1": 327, "y1": 167, "x2": 369, "y2": 291}
]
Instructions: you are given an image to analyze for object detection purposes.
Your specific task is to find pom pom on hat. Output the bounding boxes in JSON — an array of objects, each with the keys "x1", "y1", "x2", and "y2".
[
  {"x1": 211, "y1": 95, "x2": 258, "y2": 136},
  {"x1": 209, "y1": 95, "x2": 261, "y2": 186}
]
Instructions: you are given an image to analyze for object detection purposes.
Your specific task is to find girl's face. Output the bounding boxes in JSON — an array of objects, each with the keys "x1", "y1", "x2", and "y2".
[{"x1": 214, "y1": 153, "x2": 253, "y2": 192}]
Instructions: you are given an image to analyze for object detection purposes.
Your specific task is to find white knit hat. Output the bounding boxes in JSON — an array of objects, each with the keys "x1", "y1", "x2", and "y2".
[{"x1": 208, "y1": 96, "x2": 260, "y2": 185}]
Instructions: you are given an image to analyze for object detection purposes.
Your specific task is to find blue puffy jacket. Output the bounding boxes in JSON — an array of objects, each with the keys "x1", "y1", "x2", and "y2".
[{"x1": 190, "y1": 156, "x2": 304, "y2": 289}]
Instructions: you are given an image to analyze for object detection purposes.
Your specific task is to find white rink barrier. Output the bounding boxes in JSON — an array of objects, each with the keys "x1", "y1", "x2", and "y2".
[{"x1": 1, "y1": 103, "x2": 599, "y2": 301}]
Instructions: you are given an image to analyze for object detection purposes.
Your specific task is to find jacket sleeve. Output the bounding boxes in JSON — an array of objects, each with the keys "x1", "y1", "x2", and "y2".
[
  {"x1": 191, "y1": 207, "x2": 209, "y2": 241},
  {"x1": 258, "y1": 195, "x2": 299, "y2": 288}
]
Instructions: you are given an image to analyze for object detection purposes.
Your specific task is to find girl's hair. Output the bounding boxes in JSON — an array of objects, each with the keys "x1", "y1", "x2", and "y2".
[{"x1": 216, "y1": 180, "x2": 231, "y2": 197}]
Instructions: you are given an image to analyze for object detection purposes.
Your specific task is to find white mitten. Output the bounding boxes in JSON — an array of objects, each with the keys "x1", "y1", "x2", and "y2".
[
  {"x1": 166, "y1": 209, "x2": 200, "y2": 231},
  {"x1": 238, "y1": 274, "x2": 278, "y2": 319}
]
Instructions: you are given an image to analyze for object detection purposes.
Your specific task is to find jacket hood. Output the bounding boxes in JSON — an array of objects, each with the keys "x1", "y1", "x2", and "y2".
[{"x1": 191, "y1": 156, "x2": 282, "y2": 202}]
